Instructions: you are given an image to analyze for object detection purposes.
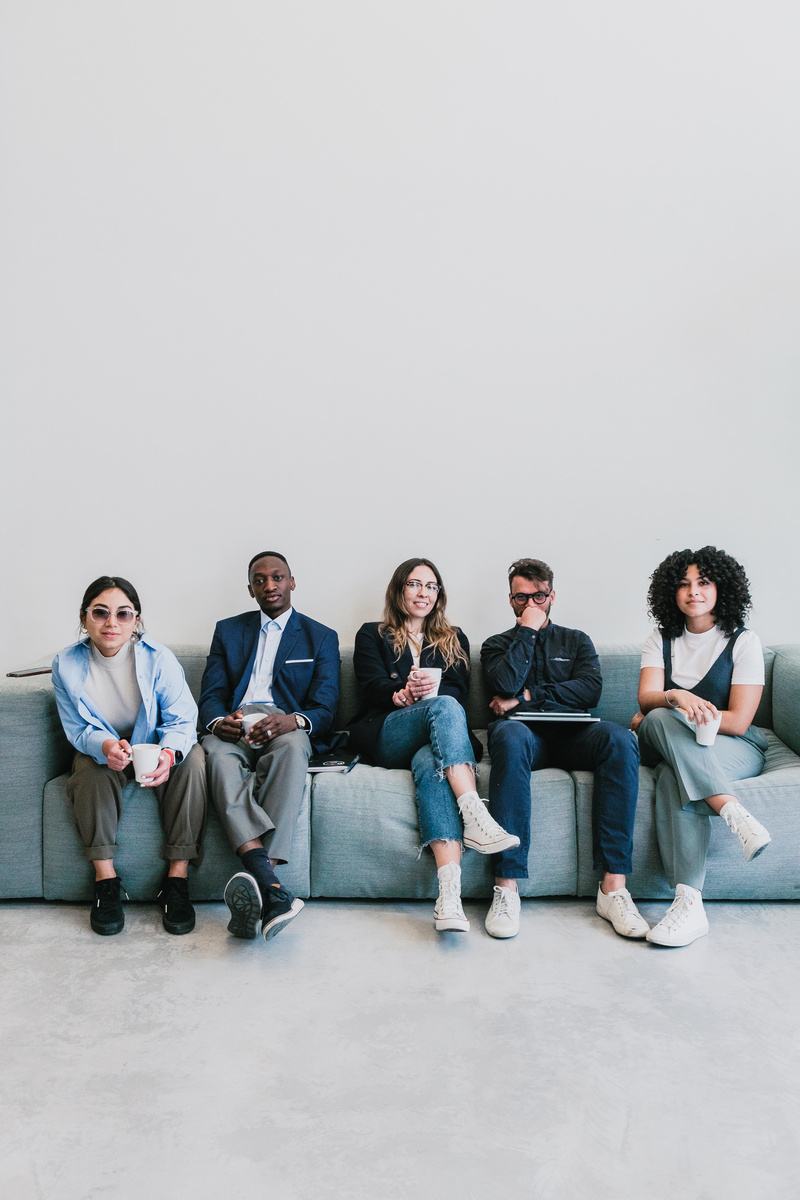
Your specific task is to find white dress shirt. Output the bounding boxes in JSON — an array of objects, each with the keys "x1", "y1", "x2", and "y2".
[{"x1": 240, "y1": 607, "x2": 294, "y2": 706}]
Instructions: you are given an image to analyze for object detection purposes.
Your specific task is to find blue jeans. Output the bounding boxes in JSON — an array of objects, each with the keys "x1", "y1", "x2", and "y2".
[
  {"x1": 488, "y1": 718, "x2": 640, "y2": 877},
  {"x1": 374, "y1": 696, "x2": 476, "y2": 845}
]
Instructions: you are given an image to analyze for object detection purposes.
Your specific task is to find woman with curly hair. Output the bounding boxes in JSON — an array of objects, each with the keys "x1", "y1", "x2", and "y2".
[
  {"x1": 632, "y1": 546, "x2": 770, "y2": 947},
  {"x1": 349, "y1": 558, "x2": 519, "y2": 934}
]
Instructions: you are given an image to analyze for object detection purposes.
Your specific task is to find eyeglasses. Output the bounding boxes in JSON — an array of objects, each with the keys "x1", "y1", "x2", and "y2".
[
  {"x1": 405, "y1": 580, "x2": 441, "y2": 595},
  {"x1": 511, "y1": 590, "x2": 551, "y2": 606},
  {"x1": 86, "y1": 606, "x2": 138, "y2": 624}
]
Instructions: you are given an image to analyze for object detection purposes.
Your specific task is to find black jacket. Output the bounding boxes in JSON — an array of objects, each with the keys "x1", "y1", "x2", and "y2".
[
  {"x1": 348, "y1": 622, "x2": 482, "y2": 762},
  {"x1": 480, "y1": 621, "x2": 602, "y2": 714}
]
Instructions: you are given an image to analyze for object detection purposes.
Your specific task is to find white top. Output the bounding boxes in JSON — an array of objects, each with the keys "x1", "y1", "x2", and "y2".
[
  {"x1": 84, "y1": 639, "x2": 143, "y2": 741},
  {"x1": 240, "y1": 607, "x2": 294, "y2": 705},
  {"x1": 407, "y1": 631, "x2": 423, "y2": 668},
  {"x1": 640, "y1": 626, "x2": 765, "y2": 689}
]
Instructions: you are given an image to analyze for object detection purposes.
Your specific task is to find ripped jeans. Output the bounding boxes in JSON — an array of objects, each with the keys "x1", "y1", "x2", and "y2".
[{"x1": 373, "y1": 695, "x2": 476, "y2": 846}]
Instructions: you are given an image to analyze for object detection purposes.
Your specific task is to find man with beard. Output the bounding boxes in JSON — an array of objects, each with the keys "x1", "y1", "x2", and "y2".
[{"x1": 480, "y1": 557, "x2": 645, "y2": 942}]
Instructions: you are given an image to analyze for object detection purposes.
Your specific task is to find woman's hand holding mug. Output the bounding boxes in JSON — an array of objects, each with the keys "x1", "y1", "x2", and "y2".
[{"x1": 103, "y1": 738, "x2": 132, "y2": 771}]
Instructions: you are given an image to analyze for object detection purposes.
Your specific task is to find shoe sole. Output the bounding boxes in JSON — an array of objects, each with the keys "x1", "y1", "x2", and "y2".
[
  {"x1": 434, "y1": 917, "x2": 470, "y2": 932},
  {"x1": 262, "y1": 897, "x2": 304, "y2": 941},
  {"x1": 224, "y1": 874, "x2": 263, "y2": 939},
  {"x1": 463, "y1": 834, "x2": 521, "y2": 855},
  {"x1": 646, "y1": 921, "x2": 710, "y2": 948},
  {"x1": 744, "y1": 837, "x2": 771, "y2": 863},
  {"x1": 90, "y1": 916, "x2": 124, "y2": 936},
  {"x1": 484, "y1": 921, "x2": 519, "y2": 939},
  {"x1": 162, "y1": 913, "x2": 196, "y2": 936}
]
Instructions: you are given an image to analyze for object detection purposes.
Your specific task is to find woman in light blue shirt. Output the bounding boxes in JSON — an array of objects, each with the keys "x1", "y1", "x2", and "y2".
[{"x1": 52, "y1": 575, "x2": 206, "y2": 938}]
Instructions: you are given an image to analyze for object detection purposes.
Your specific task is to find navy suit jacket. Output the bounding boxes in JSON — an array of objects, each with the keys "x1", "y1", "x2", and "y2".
[{"x1": 199, "y1": 608, "x2": 340, "y2": 751}]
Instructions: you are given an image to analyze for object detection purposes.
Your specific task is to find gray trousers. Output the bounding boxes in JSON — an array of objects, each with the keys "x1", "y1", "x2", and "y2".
[
  {"x1": 202, "y1": 705, "x2": 311, "y2": 863},
  {"x1": 639, "y1": 708, "x2": 766, "y2": 889},
  {"x1": 66, "y1": 743, "x2": 208, "y2": 863}
]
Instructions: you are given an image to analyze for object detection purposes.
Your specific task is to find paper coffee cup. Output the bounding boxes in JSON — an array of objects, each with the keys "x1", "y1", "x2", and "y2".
[
  {"x1": 130, "y1": 743, "x2": 162, "y2": 783},
  {"x1": 411, "y1": 667, "x2": 442, "y2": 697},
  {"x1": 692, "y1": 715, "x2": 722, "y2": 746}
]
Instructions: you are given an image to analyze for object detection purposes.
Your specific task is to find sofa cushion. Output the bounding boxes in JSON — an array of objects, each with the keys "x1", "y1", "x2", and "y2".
[
  {"x1": 310, "y1": 761, "x2": 577, "y2": 899},
  {"x1": 42, "y1": 771, "x2": 311, "y2": 902}
]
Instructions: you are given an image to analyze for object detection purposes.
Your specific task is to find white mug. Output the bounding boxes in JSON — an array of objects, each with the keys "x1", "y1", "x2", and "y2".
[
  {"x1": 691, "y1": 714, "x2": 722, "y2": 746},
  {"x1": 241, "y1": 713, "x2": 267, "y2": 745},
  {"x1": 130, "y1": 743, "x2": 162, "y2": 784},
  {"x1": 410, "y1": 667, "x2": 442, "y2": 697}
]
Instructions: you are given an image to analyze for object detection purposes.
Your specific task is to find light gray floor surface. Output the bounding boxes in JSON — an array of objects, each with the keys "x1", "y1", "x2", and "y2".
[{"x1": 2, "y1": 896, "x2": 799, "y2": 1200}]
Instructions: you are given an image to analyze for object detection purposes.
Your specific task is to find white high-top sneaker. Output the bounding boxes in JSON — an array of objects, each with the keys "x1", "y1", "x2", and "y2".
[
  {"x1": 433, "y1": 861, "x2": 470, "y2": 932},
  {"x1": 457, "y1": 792, "x2": 521, "y2": 855},
  {"x1": 646, "y1": 884, "x2": 709, "y2": 947},
  {"x1": 720, "y1": 801, "x2": 772, "y2": 862}
]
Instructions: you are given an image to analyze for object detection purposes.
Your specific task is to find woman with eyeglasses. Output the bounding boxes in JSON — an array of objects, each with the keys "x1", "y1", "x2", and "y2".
[
  {"x1": 51, "y1": 575, "x2": 207, "y2": 937},
  {"x1": 632, "y1": 546, "x2": 771, "y2": 947},
  {"x1": 348, "y1": 558, "x2": 519, "y2": 933}
]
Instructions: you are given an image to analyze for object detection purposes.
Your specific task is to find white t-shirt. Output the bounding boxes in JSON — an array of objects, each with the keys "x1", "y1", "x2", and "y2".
[
  {"x1": 640, "y1": 626, "x2": 765, "y2": 690},
  {"x1": 84, "y1": 638, "x2": 143, "y2": 740}
]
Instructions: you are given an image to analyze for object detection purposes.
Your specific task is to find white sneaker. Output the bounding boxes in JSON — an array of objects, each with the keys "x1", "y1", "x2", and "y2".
[
  {"x1": 596, "y1": 885, "x2": 650, "y2": 939},
  {"x1": 434, "y1": 862, "x2": 470, "y2": 932},
  {"x1": 646, "y1": 884, "x2": 709, "y2": 947},
  {"x1": 458, "y1": 793, "x2": 521, "y2": 855},
  {"x1": 484, "y1": 886, "x2": 521, "y2": 939},
  {"x1": 720, "y1": 801, "x2": 772, "y2": 862}
]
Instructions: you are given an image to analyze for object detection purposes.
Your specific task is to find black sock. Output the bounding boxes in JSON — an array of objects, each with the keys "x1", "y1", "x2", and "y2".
[{"x1": 240, "y1": 848, "x2": 280, "y2": 894}]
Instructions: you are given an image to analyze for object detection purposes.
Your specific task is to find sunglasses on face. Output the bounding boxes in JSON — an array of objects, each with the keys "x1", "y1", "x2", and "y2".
[{"x1": 86, "y1": 607, "x2": 138, "y2": 624}]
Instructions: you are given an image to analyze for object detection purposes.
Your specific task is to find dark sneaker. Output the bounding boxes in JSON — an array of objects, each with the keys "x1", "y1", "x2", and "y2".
[
  {"x1": 91, "y1": 877, "x2": 125, "y2": 936},
  {"x1": 224, "y1": 872, "x2": 263, "y2": 939},
  {"x1": 157, "y1": 875, "x2": 196, "y2": 935},
  {"x1": 262, "y1": 885, "x2": 304, "y2": 942}
]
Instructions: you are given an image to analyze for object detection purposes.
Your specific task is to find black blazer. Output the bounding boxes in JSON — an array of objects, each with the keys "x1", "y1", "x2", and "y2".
[{"x1": 348, "y1": 622, "x2": 482, "y2": 763}]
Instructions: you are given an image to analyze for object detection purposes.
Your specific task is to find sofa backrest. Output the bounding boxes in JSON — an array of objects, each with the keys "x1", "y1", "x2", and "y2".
[{"x1": 171, "y1": 642, "x2": 775, "y2": 732}]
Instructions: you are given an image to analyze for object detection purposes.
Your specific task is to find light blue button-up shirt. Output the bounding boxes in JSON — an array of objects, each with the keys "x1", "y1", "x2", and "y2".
[
  {"x1": 51, "y1": 635, "x2": 199, "y2": 765},
  {"x1": 240, "y1": 607, "x2": 294, "y2": 705}
]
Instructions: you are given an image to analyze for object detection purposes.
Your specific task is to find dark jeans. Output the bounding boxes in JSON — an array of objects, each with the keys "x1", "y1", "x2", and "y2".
[{"x1": 487, "y1": 718, "x2": 640, "y2": 878}]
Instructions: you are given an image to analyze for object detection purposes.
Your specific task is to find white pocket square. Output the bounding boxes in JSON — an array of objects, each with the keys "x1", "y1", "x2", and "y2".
[{"x1": 285, "y1": 658, "x2": 314, "y2": 663}]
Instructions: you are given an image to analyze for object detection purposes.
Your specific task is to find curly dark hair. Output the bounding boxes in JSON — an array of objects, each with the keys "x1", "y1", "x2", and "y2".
[{"x1": 647, "y1": 546, "x2": 753, "y2": 639}]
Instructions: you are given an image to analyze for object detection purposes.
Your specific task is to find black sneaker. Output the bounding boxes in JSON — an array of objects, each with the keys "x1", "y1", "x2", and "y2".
[
  {"x1": 224, "y1": 872, "x2": 263, "y2": 939},
  {"x1": 157, "y1": 875, "x2": 196, "y2": 935},
  {"x1": 91, "y1": 877, "x2": 125, "y2": 936},
  {"x1": 261, "y1": 884, "x2": 304, "y2": 942}
]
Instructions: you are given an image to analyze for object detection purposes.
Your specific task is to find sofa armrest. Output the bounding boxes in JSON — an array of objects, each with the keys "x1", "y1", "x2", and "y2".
[
  {"x1": 0, "y1": 677, "x2": 73, "y2": 897},
  {"x1": 769, "y1": 645, "x2": 800, "y2": 758}
]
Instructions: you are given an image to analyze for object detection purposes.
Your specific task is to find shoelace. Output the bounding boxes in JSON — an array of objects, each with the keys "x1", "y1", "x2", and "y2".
[
  {"x1": 438, "y1": 877, "x2": 463, "y2": 916},
  {"x1": 464, "y1": 798, "x2": 501, "y2": 834},
  {"x1": 611, "y1": 891, "x2": 636, "y2": 919},
  {"x1": 492, "y1": 887, "x2": 514, "y2": 918},
  {"x1": 659, "y1": 894, "x2": 693, "y2": 930}
]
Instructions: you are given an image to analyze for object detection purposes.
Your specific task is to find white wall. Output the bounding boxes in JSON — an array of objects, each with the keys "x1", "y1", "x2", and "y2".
[{"x1": 2, "y1": 1, "x2": 798, "y2": 672}]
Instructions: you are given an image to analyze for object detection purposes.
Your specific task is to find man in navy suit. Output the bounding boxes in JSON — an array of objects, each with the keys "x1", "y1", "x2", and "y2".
[{"x1": 200, "y1": 551, "x2": 340, "y2": 943}]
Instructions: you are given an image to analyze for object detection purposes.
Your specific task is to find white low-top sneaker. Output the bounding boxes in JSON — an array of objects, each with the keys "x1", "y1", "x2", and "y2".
[
  {"x1": 485, "y1": 885, "x2": 521, "y2": 939},
  {"x1": 596, "y1": 885, "x2": 650, "y2": 938},
  {"x1": 720, "y1": 801, "x2": 772, "y2": 862},
  {"x1": 646, "y1": 884, "x2": 709, "y2": 948},
  {"x1": 458, "y1": 793, "x2": 521, "y2": 855},
  {"x1": 434, "y1": 862, "x2": 470, "y2": 932}
]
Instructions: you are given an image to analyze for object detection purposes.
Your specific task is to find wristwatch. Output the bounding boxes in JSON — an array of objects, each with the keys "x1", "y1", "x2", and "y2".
[{"x1": 294, "y1": 713, "x2": 310, "y2": 731}]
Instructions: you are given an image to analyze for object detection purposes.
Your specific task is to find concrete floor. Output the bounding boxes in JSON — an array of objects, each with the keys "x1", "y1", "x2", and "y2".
[{"x1": 1, "y1": 897, "x2": 799, "y2": 1200}]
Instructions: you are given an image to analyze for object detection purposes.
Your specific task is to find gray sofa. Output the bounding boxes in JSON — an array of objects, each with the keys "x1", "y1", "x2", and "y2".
[{"x1": 3, "y1": 644, "x2": 800, "y2": 904}]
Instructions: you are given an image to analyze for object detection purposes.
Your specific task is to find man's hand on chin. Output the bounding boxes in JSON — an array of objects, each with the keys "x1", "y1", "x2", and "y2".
[{"x1": 518, "y1": 605, "x2": 548, "y2": 631}]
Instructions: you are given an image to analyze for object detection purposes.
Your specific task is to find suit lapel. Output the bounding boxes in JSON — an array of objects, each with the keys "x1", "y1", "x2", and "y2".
[{"x1": 273, "y1": 610, "x2": 301, "y2": 681}]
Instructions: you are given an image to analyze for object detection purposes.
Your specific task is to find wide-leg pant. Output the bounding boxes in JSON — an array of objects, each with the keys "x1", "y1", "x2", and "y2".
[
  {"x1": 202, "y1": 705, "x2": 311, "y2": 864},
  {"x1": 66, "y1": 743, "x2": 207, "y2": 862},
  {"x1": 638, "y1": 708, "x2": 766, "y2": 889}
]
